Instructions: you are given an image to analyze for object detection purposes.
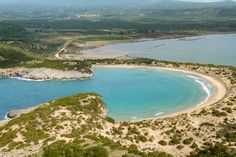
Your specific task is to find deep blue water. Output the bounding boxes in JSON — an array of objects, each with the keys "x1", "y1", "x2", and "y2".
[
  {"x1": 0, "y1": 68, "x2": 213, "y2": 121},
  {"x1": 84, "y1": 34, "x2": 236, "y2": 66}
]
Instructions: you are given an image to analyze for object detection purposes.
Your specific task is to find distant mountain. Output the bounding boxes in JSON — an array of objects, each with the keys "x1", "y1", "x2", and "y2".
[{"x1": 0, "y1": 0, "x2": 236, "y2": 9}]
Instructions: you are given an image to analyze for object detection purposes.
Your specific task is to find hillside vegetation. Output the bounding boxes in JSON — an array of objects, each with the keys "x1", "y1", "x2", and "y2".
[
  {"x1": 0, "y1": 93, "x2": 171, "y2": 157},
  {"x1": 0, "y1": 44, "x2": 37, "y2": 68},
  {"x1": 0, "y1": 90, "x2": 235, "y2": 156},
  {"x1": 0, "y1": 22, "x2": 26, "y2": 39}
]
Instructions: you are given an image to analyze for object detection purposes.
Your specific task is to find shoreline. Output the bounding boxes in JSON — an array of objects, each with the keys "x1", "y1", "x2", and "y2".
[
  {"x1": 93, "y1": 64, "x2": 227, "y2": 120},
  {"x1": 0, "y1": 106, "x2": 39, "y2": 127},
  {"x1": 0, "y1": 64, "x2": 227, "y2": 126}
]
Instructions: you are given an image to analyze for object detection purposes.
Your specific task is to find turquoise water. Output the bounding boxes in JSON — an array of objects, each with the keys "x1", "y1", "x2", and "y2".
[
  {"x1": 0, "y1": 68, "x2": 214, "y2": 121},
  {"x1": 84, "y1": 34, "x2": 236, "y2": 66}
]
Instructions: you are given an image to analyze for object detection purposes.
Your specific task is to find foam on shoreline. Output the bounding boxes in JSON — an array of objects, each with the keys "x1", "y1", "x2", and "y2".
[
  {"x1": 154, "y1": 112, "x2": 165, "y2": 117},
  {"x1": 9, "y1": 77, "x2": 92, "y2": 82},
  {"x1": 187, "y1": 74, "x2": 213, "y2": 105},
  {"x1": 4, "y1": 114, "x2": 9, "y2": 120},
  {"x1": 10, "y1": 77, "x2": 45, "y2": 82}
]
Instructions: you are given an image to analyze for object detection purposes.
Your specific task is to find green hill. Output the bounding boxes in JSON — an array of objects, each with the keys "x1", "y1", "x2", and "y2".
[{"x1": 0, "y1": 44, "x2": 36, "y2": 68}]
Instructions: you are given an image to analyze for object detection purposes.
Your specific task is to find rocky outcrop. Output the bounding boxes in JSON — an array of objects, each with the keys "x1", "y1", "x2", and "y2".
[
  {"x1": 0, "y1": 68, "x2": 93, "y2": 80},
  {"x1": 7, "y1": 110, "x2": 21, "y2": 119}
]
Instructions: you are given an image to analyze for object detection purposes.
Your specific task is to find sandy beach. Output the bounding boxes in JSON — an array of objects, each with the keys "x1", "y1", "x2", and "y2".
[{"x1": 93, "y1": 64, "x2": 227, "y2": 120}]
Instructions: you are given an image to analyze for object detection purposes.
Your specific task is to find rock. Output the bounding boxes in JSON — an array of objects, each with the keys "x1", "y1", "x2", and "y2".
[
  {"x1": 7, "y1": 110, "x2": 21, "y2": 119},
  {"x1": 0, "y1": 68, "x2": 93, "y2": 80}
]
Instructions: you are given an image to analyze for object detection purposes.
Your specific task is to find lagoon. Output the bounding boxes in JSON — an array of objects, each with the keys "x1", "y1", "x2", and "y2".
[
  {"x1": 83, "y1": 34, "x2": 236, "y2": 66},
  {"x1": 0, "y1": 67, "x2": 214, "y2": 121}
]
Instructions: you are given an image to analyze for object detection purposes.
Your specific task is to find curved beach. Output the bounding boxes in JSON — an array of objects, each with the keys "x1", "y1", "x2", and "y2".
[
  {"x1": 93, "y1": 64, "x2": 227, "y2": 119},
  {"x1": 0, "y1": 63, "x2": 233, "y2": 157},
  {"x1": 0, "y1": 64, "x2": 227, "y2": 125}
]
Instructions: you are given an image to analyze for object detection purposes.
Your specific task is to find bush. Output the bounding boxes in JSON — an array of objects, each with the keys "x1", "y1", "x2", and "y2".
[
  {"x1": 212, "y1": 109, "x2": 227, "y2": 117},
  {"x1": 145, "y1": 151, "x2": 173, "y2": 157},
  {"x1": 138, "y1": 135, "x2": 148, "y2": 142},
  {"x1": 111, "y1": 127, "x2": 123, "y2": 135},
  {"x1": 105, "y1": 117, "x2": 115, "y2": 124},
  {"x1": 222, "y1": 107, "x2": 233, "y2": 113},
  {"x1": 183, "y1": 138, "x2": 193, "y2": 145},
  {"x1": 159, "y1": 140, "x2": 167, "y2": 146},
  {"x1": 191, "y1": 142, "x2": 198, "y2": 149},
  {"x1": 43, "y1": 141, "x2": 108, "y2": 157},
  {"x1": 189, "y1": 142, "x2": 236, "y2": 157},
  {"x1": 225, "y1": 132, "x2": 236, "y2": 142},
  {"x1": 200, "y1": 122, "x2": 214, "y2": 127},
  {"x1": 168, "y1": 136, "x2": 180, "y2": 145},
  {"x1": 177, "y1": 145, "x2": 184, "y2": 150},
  {"x1": 128, "y1": 144, "x2": 141, "y2": 154},
  {"x1": 84, "y1": 146, "x2": 108, "y2": 157}
]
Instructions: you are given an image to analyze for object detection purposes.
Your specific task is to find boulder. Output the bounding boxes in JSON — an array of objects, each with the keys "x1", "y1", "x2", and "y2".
[{"x1": 7, "y1": 110, "x2": 21, "y2": 119}]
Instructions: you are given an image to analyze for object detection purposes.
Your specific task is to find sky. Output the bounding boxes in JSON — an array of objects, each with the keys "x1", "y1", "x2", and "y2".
[
  {"x1": 0, "y1": 0, "x2": 236, "y2": 2},
  {"x1": 181, "y1": 0, "x2": 236, "y2": 2},
  {"x1": 0, "y1": 0, "x2": 235, "y2": 7}
]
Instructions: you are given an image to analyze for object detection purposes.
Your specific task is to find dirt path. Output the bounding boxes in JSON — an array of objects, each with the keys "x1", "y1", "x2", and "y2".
[{"x1": 55, "y1": 39, "x2": 75, "y2": 60}]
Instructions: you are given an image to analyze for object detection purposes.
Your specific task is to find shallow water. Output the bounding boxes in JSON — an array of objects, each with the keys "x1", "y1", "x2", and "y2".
[
  {"x1": 83, "y1": 34, "x2": 236, "y2": 66},
  {"x1": 0, "y1": 68, "x2": 214, "y2": 121}
]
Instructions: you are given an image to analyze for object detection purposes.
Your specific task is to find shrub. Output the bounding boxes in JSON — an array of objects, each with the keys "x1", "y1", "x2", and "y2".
[
  {"x1": 225, "y1": 132, "x2": 236, "y2": 142},
  {"x1": 112, "y1": 127, "x2": 123, "y2": 135},
  {"x1": 212, "y1": 109, "x2": 227, "y2": 117},
  {"x1": 200, "y1": 122, "x2": 214, "y2": 127},
  {"x1": 84, "y1": 146, "x2": 108, "y2": 157},
  {"x1": 191, "y1": 142, "x2": 198, "y2": 149},
  {"x1": 145, "y1": 151, "x2": 173, "y2": 157},
  {"x1": 138, "y1": 135, "x2": 148, "y2": 142},
  {"x1": 128, "y1": 144, "x2": 141, "y2": 154},
  {"x1": 168, "y1": 136, "x2": 180, "y2": 145},
  {"x1": 189, "y1": 143, "x2": 235, "y2": 157},
  {"x1": 159, "y1": 140, "x2": 167, "y2": 146},
  {"x1": 183, "y1": 138, "x2": 193, "y2": 145},
  {"x1": 177, "y1": 145, "x2": 184, "y2": 150},
  {"x1": 222, "y1": 107, "x2": 233, "y2": 114},
  {"x1": 43, "y1": 141, "x2": 108, "y2": 157},
  {"x1": 105, "y1": 117, "x2": 115, "y2": 124}
]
